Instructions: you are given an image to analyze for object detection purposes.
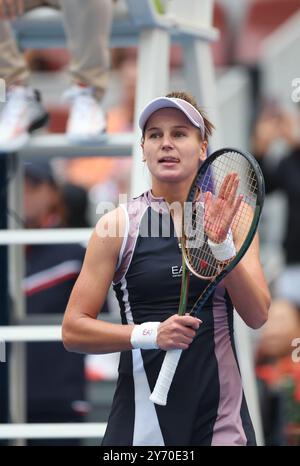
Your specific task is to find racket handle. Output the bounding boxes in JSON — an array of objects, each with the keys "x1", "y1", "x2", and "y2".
[{"x1": 149, "y1": 349, "x2": 182, "y2": 406}]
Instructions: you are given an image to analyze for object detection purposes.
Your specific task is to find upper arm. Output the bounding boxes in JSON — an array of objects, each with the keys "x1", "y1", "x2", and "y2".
[
  {"x1": 240, "y1": 231, "x2": 271, "y2": 311},
  {"x1": 233, "y1": 201, "x2": 270, "y2": 294},
  {"x1": 64, "y1": 207, "x2": 126, "y2": 321},
  {"x1": 241, "y1": 232, "x2": 266, "y2": 280}
]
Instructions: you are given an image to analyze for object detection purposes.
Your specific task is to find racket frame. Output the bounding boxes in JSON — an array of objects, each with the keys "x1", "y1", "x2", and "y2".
[{"x1": 182, "y1": 147, "x2": 264, "y2": 317}]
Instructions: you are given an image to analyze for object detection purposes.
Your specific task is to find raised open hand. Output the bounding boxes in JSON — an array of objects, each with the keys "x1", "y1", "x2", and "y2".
[{"x1": 204, "y1": 173, "x2": 243, "y2": 243}]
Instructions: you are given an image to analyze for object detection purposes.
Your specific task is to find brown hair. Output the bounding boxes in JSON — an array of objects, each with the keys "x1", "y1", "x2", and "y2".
[{"x1": 166, "y1": 91, "x2": 214, "y2": 141}]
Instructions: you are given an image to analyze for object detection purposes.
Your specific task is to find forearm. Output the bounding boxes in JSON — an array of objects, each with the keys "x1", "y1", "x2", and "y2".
[
  {"x1": 62, "y1": 315, "x2": 133, "y2": 354},
  {"x1": 223, "y1": 262, "x2": 270, "y2": 329},
  {"x1": 62, "y1": 313, "x2": 202, "y2": 354}
]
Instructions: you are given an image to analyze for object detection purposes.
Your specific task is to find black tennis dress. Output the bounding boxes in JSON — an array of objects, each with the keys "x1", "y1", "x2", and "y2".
[{"x1": 102, "y1": 190, "x2": 256, "y2": 446}]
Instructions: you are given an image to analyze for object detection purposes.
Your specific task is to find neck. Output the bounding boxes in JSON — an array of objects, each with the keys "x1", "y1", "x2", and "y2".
[{"x1": 151, "y1": 179, "x2": 190, "y2": 205}]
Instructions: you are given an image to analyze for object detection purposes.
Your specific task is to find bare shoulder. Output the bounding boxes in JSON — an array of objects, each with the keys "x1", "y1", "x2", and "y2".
[
  {"x1": 63, "y1": 207, "x2": 128, "y2": 322},
  {"x1": 85, "y1": 206, "x2": 127, "y2": 268}
]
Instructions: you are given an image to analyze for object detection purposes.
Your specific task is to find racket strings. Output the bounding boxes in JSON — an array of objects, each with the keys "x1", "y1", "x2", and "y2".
[{"x1": 184, "y1": 151, "x2": 258, "y2": 279}]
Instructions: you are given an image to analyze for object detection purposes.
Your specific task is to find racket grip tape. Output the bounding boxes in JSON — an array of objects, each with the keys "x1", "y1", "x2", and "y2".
[{"x1": 149, "y1": 349, "x2": 182, "y2": 405}]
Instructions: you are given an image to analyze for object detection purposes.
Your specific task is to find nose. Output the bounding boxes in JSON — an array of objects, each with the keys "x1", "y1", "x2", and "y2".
[{"x1": 161, "y1": 133, "x2": 174, "y2": 151}]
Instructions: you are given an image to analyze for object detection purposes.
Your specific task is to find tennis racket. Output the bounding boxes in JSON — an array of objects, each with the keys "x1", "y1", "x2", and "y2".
[{"x1": 149, "y1": 147, "x2": 265, "y2": 406}]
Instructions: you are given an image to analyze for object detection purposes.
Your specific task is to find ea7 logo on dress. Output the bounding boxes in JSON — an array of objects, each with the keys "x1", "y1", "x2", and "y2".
[
  {"x1": 171, "y1": 265, "x2": 182, "y2": 278},
  {"x1": 0, "y1": 340, "x2": 6, "y2": 363}
]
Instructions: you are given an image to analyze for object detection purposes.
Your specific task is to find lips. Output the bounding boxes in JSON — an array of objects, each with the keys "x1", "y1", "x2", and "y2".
[{"x1": 158, "y1": 156, "x2": 180, "y2": 163}]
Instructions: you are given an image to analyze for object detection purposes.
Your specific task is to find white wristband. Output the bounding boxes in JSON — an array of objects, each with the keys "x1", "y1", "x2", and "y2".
[
  {"x1": 207, "y1": 229, "x2": 236, "y2": 261},
  {"x1": 130, "y1": 322, "x2": 160, "y2": 350}
]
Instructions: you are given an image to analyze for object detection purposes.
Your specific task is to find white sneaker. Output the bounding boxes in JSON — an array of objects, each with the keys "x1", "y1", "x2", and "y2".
[
  {"x1": 0, "y1": 86, "x2": 48, "y2": 152},
  {"x1": 63, "y1": 85, "x2": 106, "y2": 142}
]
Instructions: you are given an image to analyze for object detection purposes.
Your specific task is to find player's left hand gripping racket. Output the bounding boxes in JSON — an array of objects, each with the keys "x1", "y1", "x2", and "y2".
[{"x1": 149, "y1": 147, "x2": 265, "y2": 406}]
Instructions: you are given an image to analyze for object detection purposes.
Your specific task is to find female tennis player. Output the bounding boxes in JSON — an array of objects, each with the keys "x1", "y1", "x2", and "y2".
[{"x1": 62, "y1": 91, "x2": 270, "y2": 446}]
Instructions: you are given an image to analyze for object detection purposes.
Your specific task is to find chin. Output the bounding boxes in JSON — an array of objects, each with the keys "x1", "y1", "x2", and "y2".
[
  {"x1": 157, "y1": 174, "x2": 182, "y2": 183},
  {"x1": 153, "y1": 167, "x2": 178, "y2": 179},
  {"x1": 158, "y1": 169, "x2": 192, "y2": 183}
]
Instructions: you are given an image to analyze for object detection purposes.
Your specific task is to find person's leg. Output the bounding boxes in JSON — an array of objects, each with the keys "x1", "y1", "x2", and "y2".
[
  {"x1": 0, "y1": 20, "x2": 29, "y2": 86},
  {"x1": 0, "y1": 1, "x2": 51, "y2": 151},
  {"x1": 59, "y1": 0, "x2": 113, "y2": 101},
  {"x1": 0, "y1": 1, "x2": 57, "y2": 86}
]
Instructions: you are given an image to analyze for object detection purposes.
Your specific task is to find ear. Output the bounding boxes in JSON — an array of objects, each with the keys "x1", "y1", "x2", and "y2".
[
  {"x1": 141, "y1": 142, "x2": 146, "y2": 161},
  {"x1": 199, "y1": 140, "x2": 208, "y2": 162}
]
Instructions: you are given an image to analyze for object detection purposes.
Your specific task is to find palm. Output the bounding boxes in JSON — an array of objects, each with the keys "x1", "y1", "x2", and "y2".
[{"x1": 204, "y1": 173, "x2": 242, "y2": 243}]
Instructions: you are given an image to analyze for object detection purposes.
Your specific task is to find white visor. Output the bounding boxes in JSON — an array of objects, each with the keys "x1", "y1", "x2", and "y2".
[{"x1": 139, "y1": 96, "x2": 205, "y2": 138}]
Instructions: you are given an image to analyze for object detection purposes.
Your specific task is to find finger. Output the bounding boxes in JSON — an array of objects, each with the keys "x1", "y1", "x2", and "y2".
[
  {"x1": 182, "y1": 315, "x2": 202, "y2": 325},
  {"x1": 163, "y1": 335, "x2": 191, "y2": 351},
  {"x1": 232, "y1": 194, "x2": 243, "y2": 219},
  {"x1": 175, "y1": 342, "x2": 189, "y2": 350},
  {"x1": 227, "y1": 174, "x2": 240, "y2": 206},
  {"x1": 179, "y1": 327, "x2": 197, "y2": 340},
  {"x1": 176, "y1": 332, "x2": 195, "y2": 344},
  {"x1": 223, "y1": 173, "x2": 239, "y2": 202},
  {"x1": 204, "y1": 192, "x2": 214, "y2": 229},
  {"x1": 179, "y1": 315, "x2": 202, "y2": 330},
  {"x1": 204, "y1": 191, "x2": 212, "y2": 204},
  {"x1": 177, "y1": 333, "x2": 197, "y2": 346},
  {"x1": 218, "y1": 174, "x2": 231, "y2": 200},
  {"x1": 204, "y1": 191, "x2": 212, "y2": 213}
]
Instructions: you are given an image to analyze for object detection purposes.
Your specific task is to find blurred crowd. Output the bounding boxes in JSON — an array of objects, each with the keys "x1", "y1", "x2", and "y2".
[{"x1": 252, "y1": 103, "x2": 300, "y2": 446}]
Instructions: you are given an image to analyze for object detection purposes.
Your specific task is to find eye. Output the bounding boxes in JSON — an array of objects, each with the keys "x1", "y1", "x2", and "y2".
[
  {"x1": 149, "y1": 132, "x2": 161, "y2": 139},
  {"x1": 173, "y1": 131, "x2": 186, "y2": 138}
]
